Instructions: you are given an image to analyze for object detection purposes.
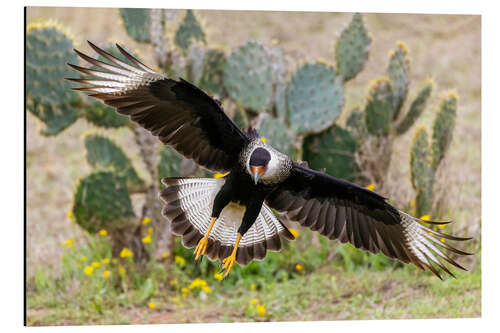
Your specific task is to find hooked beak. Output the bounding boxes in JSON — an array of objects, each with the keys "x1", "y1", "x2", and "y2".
[{"x1": 251, "y1": 165, "x2": 266, "y2": 185}]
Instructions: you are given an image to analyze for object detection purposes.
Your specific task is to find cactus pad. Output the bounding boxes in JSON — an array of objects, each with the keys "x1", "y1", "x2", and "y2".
[
  {"x1": 335, "y1": 13, "x2": 371, "y2": 82},
  {"x1": 396, "y1": 80, "x2": 433, "y2": 135},
  {"x1": 174, "y1": 9, "x2": 206, "y2": 55},
  {"x1": 269, "y1": 46, "x2": 289, "y2": 120},
  {"x1": 119, "y1": 8, "x2": 154, "y2": 43},
  {"x1": 232, "y1": 107, "x2": 249, "y2": 130},
  {"x1": 388, "y1": 42, "x2": 410, "y2": 119},
  {"x1": 303, "y1": 124, "x2": 358, "y2": 182},
  {"x1": 73, "y1": 171, "x2": 136, "y2": 234},
  {"x1": 187, "y1": 43, "x2": 206, "y2": 85},
  {"x1": 287, "y1": 62, "x2": 344, "y2": 135},
  {"x1": 432, "y1": 92, "x2": 457, "y2": 168},
  {"x1": 199, "y1": 49, "x2": 226, "y2": 97},
  {"x1": 84, "y1": 133, "x2": 145, "y2": 192},
  {"x1": 346, "y1": 106, "x2": 367, "y2": 142},
  {"x1": 224, "y1": 41, "x2": 273, "y2": 112},
  {"x1": 364, "y1": 78, "x2": 394, "y2": 136},
  {"x1": 26, "y1": 24, "x2": 80, "y2": 135},
  {"x1": 410, "y1": 127, "x2": 434, "y2": 216},
  {"x1": 257, "y1": 114, "x2": 296, "y2": 157},
  {"x1": 157, "y1": 146, "x2": 184, "y2": 180}
]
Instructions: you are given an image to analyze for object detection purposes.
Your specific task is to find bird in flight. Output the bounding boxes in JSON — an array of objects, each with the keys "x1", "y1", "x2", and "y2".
[{"x1": 67, "y1": 42, "x2": 471, "y2": 279}]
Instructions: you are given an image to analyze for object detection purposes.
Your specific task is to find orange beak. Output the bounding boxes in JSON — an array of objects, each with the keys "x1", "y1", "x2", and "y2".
[{"x1": 250, "y1": 165, "x2": 266, "y2": 184}]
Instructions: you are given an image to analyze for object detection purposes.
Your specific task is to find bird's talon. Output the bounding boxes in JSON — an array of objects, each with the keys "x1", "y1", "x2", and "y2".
[{"x1": 194, "y1": 236, "x2": 209, "y2": 261}]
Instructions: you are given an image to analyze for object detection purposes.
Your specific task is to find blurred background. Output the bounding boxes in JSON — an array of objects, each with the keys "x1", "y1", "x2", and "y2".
[{"x1": 26, "y1": 7, "x2": 480, "y2": 325}]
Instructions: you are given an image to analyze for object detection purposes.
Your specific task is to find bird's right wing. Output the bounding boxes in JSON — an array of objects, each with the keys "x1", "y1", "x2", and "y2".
[{"x1": 67, "y1": 42, "x2": 249, "y2": 172}]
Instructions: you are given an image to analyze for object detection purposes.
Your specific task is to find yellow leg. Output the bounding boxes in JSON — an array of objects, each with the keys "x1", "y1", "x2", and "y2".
[
  {"x1": 194, "y1": 217, "x2": 217, "y2": 260},
  {"x1": 221, "y1": 233, "x2": 242, "y2": 278}
]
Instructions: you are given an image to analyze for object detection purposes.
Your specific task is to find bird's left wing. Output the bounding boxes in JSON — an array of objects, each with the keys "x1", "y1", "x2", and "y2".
[
  {"x1": 67, "y1": 42, "x2": 249, "y2": 172},
  {"x1": 266, "y1": 163, "x2": 471, "y2": 279}
]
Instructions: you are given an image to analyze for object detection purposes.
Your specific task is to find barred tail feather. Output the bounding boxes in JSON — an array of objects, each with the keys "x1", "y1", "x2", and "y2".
[{"x1": 159, "y1": 177, "x2": 294, "y2": 265}]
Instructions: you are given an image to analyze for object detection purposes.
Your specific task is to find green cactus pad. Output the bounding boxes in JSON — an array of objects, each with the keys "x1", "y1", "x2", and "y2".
[
  {"x1": 119, "y1": 8, "x2": 154, "y2": 43},
  {"x1": 26, "y1": 24, "x2": 81, "y2": 135},
  {"x1": 84, "y1": 133, "x2": 145, "y2": 192},
  {"x1": 335, "y1": 13, "x2": 371, "y2": 82},
  {"x1": 345, "y1": 106, "x2": 367, "y2": 142},
  {"x1": 174, "y1": 9, "x2": 206, "y2": 55},
  {"x1": 396, "y1": 81, "x2": 433, "y2": 135},
  {"x1": 73, "y1": 171, "x2": 136, "y2": 234},
  {"x1": 431, "y1": 92, "x2": 457, "y2": 169},
  {"x1": 158, "y1": 146, "x2": 184, "y2": 180},
  {"x1": 364, "y1": 78, "x2": 394, "y2": 136},
  {"x1": 187, "y1": 43, "x2": 206, "y2": 85},
  {"x1": 410, "y1": 128, "x2": 434, "y2": 216},
  {"x1": 199, "y1": 49, "x2": 226, "y2": 97},
  {"x1": 303, "y1": 124, "x2": 358, "y2": 182},
  {"x1": 287, "y1": 62, "x2": 344, "y2": 135},
  {"x1": 232, "y1": 107, "x2": 249, "y2": 130},
  {"x1": 269, "y1": 46, "x2": 289, "y2": 120},
  {"x1": 224, "y1": 41, "x2": 273, "y2": 112},
  {"x1": 258, "y1": 115, "x2": 296, "y2": 157},
  {"x1": 388, "y1": 42, "x2": 410, "y2": 119}
]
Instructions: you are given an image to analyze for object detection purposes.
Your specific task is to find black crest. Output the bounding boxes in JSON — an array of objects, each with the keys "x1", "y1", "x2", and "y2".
[{"x1": 249, "y1": 147, "x2": 271, "y2": 166}]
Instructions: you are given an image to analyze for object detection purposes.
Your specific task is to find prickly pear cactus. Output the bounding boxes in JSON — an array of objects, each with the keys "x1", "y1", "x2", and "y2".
[
  {"x1": 410, "y1": 127, "x2": 434, "y2": 217},
  {"x1": 187, "y1": 42, "x2": 206, "y2": 85},
  {"x1": 431, "y1": 92, "x2": 457, "y2": 169},
  {"x1": 335, "y1": 13, "x2": 371, "y2": 82},
  {"x1": 303, "y1": 124, "x2": 358, "y2": 181},
  {"x1": 26, "y1": 23, "x2": 81, "y2": 135},
  {"x1": 175, "y1": 9, "x2": 206, "y2": 55},
  {"x1": 224, "y1": 41, "x2": 273, "y2": 112},
  {"x1": 388, "y1": 42, "x2": 410, "y2": 119},
  {"x1": 364, "y1": 78, "x2": 394, "y2": 136},
  {"x1": 84, "y1": 133, "x2": 145, "y2": 193},
  {"x1": 232, "y1": 107, "x2": 249, "y2": 130},
  {"x1": 287, "y1": 62, "x2": 344, "y2": 135},
  {"x1": 157, "y1": 146, "x2": 184, "y2": 180},
  {"x1": 199, "y1": 49, "x2": 226, "y2": 97},
  {"x1": 396, "y1": 80, "x2": 433, "y2": 135},
  {"x1": 119, "y1": 8, "x2": 154, "y2": 43},
  {"x1": 257, "y1": 114, "x2": 296, "y2": 158},
  {"x1": 346, "y1": 106, "x2": 368, "y2": 142},
  {"x1": 73, "y1": 171, "x2": 136, "y2": 234},
  {"x1": 269, "y1": 46, "x2": 289, "y2": 120}
]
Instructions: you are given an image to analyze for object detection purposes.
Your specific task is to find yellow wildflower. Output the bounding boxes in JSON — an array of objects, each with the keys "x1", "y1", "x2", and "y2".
[
  {"x1": 142, "y1": 217, "x2": 151, "y2": 225},
  {"x1": 289, "y1": 229, "x2": 300, "y2": 238},
  {"x1": 148, "y1": 302, "x2": 156, "y2": 309},
  {"x1": 438, "y1": 224, "x2": 446, "y2": 228},
  {"x1": 201, "y1": 285, "x2": 212, "y2": 293},
  {"x1": 189, "y1": 278, "x2": 208, "y2": 289},
  {"x1": 67, "y1": 210, "x2": 74, "y2": 220},
  {"x1": 172, "y1": 296, "x2": 179, "y2": 304},
  {"x1": 102, "y1": 270, "x2": 110, "y2": 279},
  {"x1": 119, "y1": 265, "x2": 126, "y2": 276},
  {"x1": 181, "y1": 287, "x2": 189, "y2": 297},
  {"x1": 365, "y1": 184, "x2": 375, "y2": 191},
  {"x1": 64, "y1": 239, "x2": 73, "y2": 248},
  {"x1": 420, "y1": 215, "x2": 431, "y2": 221},
  {"x1": 296, "y1": 264, "x2": 304, "y2": 271},
  {"x1": 250, "y1": 283, "x2": 256, "y2": 291},
  {"x1": 148, "y1": 227, "x2": 153, "y2": 234},
  {"x1": 175, "y1": 256, "x2": 186, "y2": 266},
  {"x1": 80, "y1": 256, "x2": 87, "y2": 262},
  {"x1": 91, "y1": 261, "x2": 101, "y2": 268},
  {"x1": 257, "y1": 304, "x2": 266, "y2": 317},
  {"x1": 161, "y1": 252, "x2": 170, "y2": 258},
  {"x1": 214, "y1": 272, "x2": 223, "y2": 281},
  {"x1": 142, "y1": 235, "x2": 152, "y2": 244},
  {"x1": 440, "y1": 238, "x2": 445, "y2": 242},
  {"x1": 83, "y1": 266, "x2": 94, "y2": 276},
  {"x1": 260, "y1": 137, "x2": 268, "y2": 143},
  {"x1": 102, "y1": 258, "x2": 110, "y2": 264},
  {"x1": 120, "y1": 247, "x2": 133, "y2": 258},
  {"x1": 250, "y1": 298, "x2": 259, "y2": 305},
  {"x1": 98, "y1": 229, "x2": 108, "y2": 236},
  {"x1": 213, "y1": 172, "x2": 229, "y2": 179}
]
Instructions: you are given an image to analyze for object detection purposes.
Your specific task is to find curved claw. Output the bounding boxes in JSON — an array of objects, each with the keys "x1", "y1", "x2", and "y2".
[
  {"x1": 221, "y1": 253, "x2": 237, "y2": 278},
  {"x1": 194, "y1": 237, "x2": 209, "y2": 261}
]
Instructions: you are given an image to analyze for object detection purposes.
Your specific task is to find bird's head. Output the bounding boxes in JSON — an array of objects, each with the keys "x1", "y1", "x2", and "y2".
[{"x1": 248, "y1": 147, "x2": 271, "y2": 185}]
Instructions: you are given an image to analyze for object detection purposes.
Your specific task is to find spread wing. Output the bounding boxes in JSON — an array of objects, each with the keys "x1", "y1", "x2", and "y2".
[
  {"x1": 67, "y1": 41, "x2": 249, "y2": 172},
  {"x1": 266, "y1": 163, "x2": 472, "y2": 279}
]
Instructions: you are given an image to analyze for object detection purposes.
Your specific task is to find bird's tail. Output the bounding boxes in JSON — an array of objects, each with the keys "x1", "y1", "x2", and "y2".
[{"x1": 159, "y1": 177, "x2": 294, "y2": 265}]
